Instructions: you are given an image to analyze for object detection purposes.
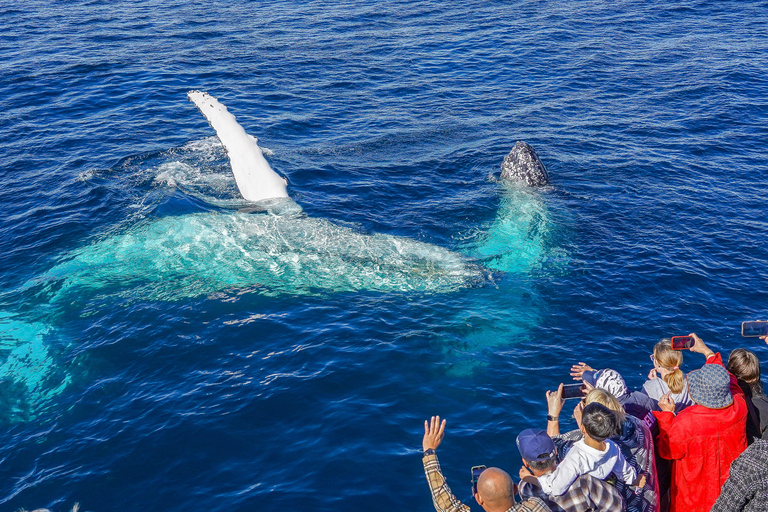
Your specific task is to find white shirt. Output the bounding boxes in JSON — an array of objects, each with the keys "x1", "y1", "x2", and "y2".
[{"x1": 537, "y1": 439, "x2": 636, "y2": 496}]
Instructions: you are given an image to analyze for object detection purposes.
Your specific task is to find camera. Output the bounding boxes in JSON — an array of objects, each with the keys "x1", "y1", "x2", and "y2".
[
  {"x1": 471, "y1": 465, "x2": 486, "y2": 494},
  {"x1": 742, "y1": 321, "x2": 768, "y2": 337},
  {"x1": 561, "y1": 383, "x2": 586, "y2": 399},
  {"x1": 670, "y1": 336, "x2": 694, "y2": 350}
]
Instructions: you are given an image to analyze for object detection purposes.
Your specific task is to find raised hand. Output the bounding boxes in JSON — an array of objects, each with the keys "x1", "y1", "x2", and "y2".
[
  {"x1": 546, "y1": 383, "x2": 565, "y2": 416},
  {"x1": 570, "y1": 362, "x2": 595, "y2": 381},
  {"x1": 689, "y1": 333, "x2": 713, "y2": 357},
  {"x1": 422, "y1": 415, "x2": 446, "y2": 452},
  {"x1": 573, "y1": 400, "x2": 586, "y2": 426}
]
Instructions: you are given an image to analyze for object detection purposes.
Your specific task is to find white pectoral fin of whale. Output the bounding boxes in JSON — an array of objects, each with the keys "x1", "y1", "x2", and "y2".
[{"x1": 187, "y1": 90, "x2": 288, "y2": 202}]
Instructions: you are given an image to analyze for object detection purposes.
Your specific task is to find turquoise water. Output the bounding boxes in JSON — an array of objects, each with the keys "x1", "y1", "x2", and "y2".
[{"x1": 1, "y1": 1, "x2": 767, "y2": 510}]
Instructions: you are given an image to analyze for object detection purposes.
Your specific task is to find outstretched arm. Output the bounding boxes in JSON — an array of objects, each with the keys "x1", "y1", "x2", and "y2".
[
  {"x1": 421, "y1": 417, "x2": 470, "y2": 512},
  {"x1": 613, "y1": 449, "x2": 638, "y2": 486},
  {"x1": 537, "y1": 451, "x2": 581, "y2": 496}
]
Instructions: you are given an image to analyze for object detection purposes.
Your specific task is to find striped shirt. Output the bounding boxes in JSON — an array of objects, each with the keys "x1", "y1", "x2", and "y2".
[{"x1": 519, "y1": 474, "x2": 625, "y2": 512}]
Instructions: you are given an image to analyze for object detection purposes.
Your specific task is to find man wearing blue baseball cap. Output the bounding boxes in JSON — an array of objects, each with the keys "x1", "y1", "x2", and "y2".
[{"x1": 516, "y1": 428, "x2": 625, "y2": 512}]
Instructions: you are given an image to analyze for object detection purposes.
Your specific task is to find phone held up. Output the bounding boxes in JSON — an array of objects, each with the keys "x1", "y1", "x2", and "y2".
[
  {"x1": 561, "y1": 383, "x2": 585, "y2": 400},
  {"x1": 742, "y1": 321, "x2": 768, "y2": 337},
  {"x1": 471, "y1": 465, "x2": 487, "y2": 495},
  {"x1": 670, "y1": 336, "x2": 695, "y2": 350}
]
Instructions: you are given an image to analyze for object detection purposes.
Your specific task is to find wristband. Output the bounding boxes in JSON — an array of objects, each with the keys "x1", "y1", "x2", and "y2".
[
  {"x1": 423, "y1": 448, "x2": 436, "y2": 457},
  {"x1": 547, "y1": 415, "x2": 559, "y2": 422}
]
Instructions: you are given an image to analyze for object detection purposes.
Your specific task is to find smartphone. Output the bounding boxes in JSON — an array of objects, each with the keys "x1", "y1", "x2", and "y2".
[
  {"x1": 471, "y1": 465, "x2": 486, "y2": 494},
  {"x1": 562, "y1": 383, "x2": 585, "y2": 399},
  {"x1": 742, "y1": 321, "x2": 768, "y2": 337},
  {"x1": 671, "y1": 336, "x2": 695, "y2": 350}
]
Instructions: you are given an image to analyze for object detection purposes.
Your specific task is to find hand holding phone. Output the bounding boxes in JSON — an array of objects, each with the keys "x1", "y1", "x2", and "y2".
[{"x1": 671, "y1": 336, "x2": 695, "y2": 350}]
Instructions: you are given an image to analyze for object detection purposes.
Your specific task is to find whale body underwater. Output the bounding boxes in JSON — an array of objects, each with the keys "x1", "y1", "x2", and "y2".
[{"x1": 1, "y1": 91, "x2": 560, "y2": 418}]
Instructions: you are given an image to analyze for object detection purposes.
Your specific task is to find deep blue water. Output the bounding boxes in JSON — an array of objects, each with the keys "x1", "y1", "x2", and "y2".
[{"x1": 1, "y1": 1, "x2": 767, "y2": 510}]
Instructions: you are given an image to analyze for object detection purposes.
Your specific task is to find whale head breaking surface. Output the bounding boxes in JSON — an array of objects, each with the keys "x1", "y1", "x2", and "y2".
[{"x1": 500, "y1": 141, "x2": 549, "y2": 187}]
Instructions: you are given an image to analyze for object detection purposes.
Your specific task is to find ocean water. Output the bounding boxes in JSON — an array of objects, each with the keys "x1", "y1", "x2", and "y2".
[{"x1": 1, "y1": 1, "x2": 767, "y2": 510}]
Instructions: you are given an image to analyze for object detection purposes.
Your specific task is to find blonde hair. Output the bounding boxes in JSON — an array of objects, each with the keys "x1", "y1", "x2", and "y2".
[
  {"x1": 655, "y1": 339, "x2": 685, "y2": 394},
  {"x1": 584, "y1": 388, "x2": 626, "y2": 426}
]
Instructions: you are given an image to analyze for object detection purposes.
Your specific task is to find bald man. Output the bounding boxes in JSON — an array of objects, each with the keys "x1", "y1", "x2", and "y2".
[{"x1": 422, "y1": 416, "x2": 551, "y2": 512}]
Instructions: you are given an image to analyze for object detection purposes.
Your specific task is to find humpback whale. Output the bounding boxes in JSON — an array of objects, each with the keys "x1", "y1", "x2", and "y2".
[
  {"x1": 31, "y1": 91, "x2": 554, "y2": 302},
  {"x1": 0, "y1": 92, "x2": 562, "y2": 419}
]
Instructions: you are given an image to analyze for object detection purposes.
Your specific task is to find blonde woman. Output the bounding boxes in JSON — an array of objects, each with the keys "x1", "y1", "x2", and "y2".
[{"x1": 642, "y1": 339, "x2": 693, "y2": 413}]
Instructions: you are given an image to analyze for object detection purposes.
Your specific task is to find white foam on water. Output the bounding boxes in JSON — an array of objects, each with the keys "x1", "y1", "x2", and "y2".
[
  {"x1": 147, "y1": 138, "x2": 253, "y2": 208},
  {"x1": 152, "y1": 160, "x2": 247, "y2": 205}
]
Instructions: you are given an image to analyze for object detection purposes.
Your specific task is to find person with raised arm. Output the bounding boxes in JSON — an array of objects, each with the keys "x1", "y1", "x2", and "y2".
[
  {"x1": 653, "y1": 333, "x2": 747, "y2": 512},
  {"x1": 421, "y1": 416, "x2": 551, "y2": 512},
  {"x1": 521, "y1": 402, "x2": 644, "y2": 498}
]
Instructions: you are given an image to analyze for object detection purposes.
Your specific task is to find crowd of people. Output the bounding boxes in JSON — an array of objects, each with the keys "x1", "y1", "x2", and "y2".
[{"x1": 421, "y1": 333, "x2": 768, "y2": 512}]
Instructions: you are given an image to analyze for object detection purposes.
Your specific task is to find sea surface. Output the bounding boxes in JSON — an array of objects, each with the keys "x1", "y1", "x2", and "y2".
[{"x1": 1, "y1": 1, "x2": 767, "y2": 510}]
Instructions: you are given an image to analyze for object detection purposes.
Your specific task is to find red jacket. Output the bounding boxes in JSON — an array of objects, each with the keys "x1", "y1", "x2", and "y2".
[{"x1": 652, "y1": 353, "x2": 748, "y2": 512}]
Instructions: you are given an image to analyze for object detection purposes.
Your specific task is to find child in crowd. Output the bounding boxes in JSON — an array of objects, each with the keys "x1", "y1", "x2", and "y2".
[
  {"x1": 528, "y1": 402, "x2": 644, "y2": 496},
  {"x1": 642, "y1": 339, "x2": 693, "y2": 413}
]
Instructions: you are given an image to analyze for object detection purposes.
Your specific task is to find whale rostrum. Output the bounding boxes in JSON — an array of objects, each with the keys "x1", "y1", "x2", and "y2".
[{"x1": 500, "y1": 141, "x2": 549, "y2": 187}]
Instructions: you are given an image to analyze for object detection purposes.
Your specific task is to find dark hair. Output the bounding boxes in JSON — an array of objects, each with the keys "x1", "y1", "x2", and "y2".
[
  {"x1": 581, "y1": 402, "x2": 620, "y2": 442},
  {"x1": 527, "y1": 456, "x2": 557, "y2": 472},
  {"x1": 727, "y1": 349, "x2": 765, "y2": 397}
]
